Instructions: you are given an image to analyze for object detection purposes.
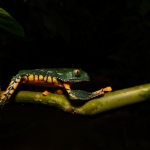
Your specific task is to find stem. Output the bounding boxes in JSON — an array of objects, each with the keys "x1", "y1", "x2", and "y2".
[{"x1": 1, "y1": 83, "x2": 150, "y2": 115}]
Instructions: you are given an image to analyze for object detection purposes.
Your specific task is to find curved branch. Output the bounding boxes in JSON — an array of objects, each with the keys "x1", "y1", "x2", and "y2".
[{"x1": 1, "y1": 83, "x2": 150, "y2": 115}]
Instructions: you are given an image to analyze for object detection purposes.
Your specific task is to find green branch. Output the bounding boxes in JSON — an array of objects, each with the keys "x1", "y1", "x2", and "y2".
[{"x1": 1, "y1": 83, "x2": 150, "y2": 115}]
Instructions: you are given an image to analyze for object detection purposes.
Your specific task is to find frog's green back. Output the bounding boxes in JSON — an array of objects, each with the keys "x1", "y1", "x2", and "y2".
[{"x1": 18, "y1": 68, "x2": 90, "y2": 82}]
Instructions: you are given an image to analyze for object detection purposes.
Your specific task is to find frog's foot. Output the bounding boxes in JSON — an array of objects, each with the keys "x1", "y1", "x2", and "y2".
[
  {"x1": 55, "y1": 89, "x2": 63, "y2": 95},
  {"x1": 69, "y1": 89, "x2": 105, "y2": 100},
  {"x1": 43, "y1": 90, "x2": 50, "y2": 96},
  {"x1": 103, "y1": 86, "x2": 112, "y2": 92}
]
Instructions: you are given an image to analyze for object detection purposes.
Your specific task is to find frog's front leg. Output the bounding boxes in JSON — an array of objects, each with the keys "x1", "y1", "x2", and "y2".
[
  {"x1": 0, "y1": 75, "x2": 21, "y2": 107},
  {"x1": 63, "y1": 83, "x2": 109, "y2": 100}
]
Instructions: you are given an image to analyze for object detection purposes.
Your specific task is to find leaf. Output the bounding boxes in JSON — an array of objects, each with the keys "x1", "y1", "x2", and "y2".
[
  {"x1": 0, "y1": 8, "x2": 24, "y2": 38},
  {"x1": 138, "y1": 0, "x2": 150, "y2": 16}
]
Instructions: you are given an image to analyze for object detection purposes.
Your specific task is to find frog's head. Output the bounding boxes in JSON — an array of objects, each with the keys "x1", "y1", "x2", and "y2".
[{"x1": 56, "y1": 68, "x2": 90, "y2": 82}]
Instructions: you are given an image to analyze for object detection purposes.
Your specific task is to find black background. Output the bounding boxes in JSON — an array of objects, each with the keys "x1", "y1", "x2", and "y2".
[{"x1": 0, "y1": 0, "x2": 150, "y2": 149}]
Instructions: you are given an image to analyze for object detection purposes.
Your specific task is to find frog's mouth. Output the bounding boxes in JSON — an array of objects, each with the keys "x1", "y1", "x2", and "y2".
[{"x1": 62, "y1": 78, "x2": 90, "y2": 83}]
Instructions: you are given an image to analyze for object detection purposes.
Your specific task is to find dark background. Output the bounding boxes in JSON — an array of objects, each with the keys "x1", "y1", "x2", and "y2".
[{"x1": 0, "y1": 0, "x2": 150, "y2": 149}]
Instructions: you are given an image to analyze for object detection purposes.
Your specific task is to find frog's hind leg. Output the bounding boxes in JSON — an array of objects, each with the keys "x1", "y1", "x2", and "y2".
[
  {"x1": 68, "y1": 89, "x2": 105, "y2": 100},
  {"x1": 63, "y1": 83, "x2": 105, "y2": 100},
  {"x1": 0, "y1": 75, "x2": 21, "y2": 107}
]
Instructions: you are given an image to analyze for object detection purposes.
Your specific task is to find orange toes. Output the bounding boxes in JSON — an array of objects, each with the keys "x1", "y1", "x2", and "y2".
[
  {"x1": 55, "y1": 89, "x2": 63, "y2": 95},
  {"x1": 103, "y1": 86, "x2": 112, "y2": 92},
  {"x1": 1, "y1": 92, "x2": 6, "y2": 99},
  {"x1": 43, "y1": 90, "x2": 49, "y2": 96}
]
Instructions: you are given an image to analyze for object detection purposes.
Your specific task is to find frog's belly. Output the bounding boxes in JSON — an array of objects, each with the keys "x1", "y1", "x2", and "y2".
[{"x1": 21, "y1": 80, "x2": 64, "y2": 87}]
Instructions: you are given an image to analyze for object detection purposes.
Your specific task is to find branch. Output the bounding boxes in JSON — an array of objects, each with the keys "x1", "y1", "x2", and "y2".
[{"x1": 1, "y1": 83, "x2": 150, "y2": 115}]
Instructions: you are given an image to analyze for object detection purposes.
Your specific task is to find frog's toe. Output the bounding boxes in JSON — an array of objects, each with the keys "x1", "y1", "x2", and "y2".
[
  {"x1": 43, "y1": 90, "x2": 50, "y2": 96},
  {"x1": 0, "y1": 95, "x2": 7, "y2": 108},
  {"x1": 55, "y1": 89, "x2": 63, "y2": 95},
  {"x1": 103, "y1": 86, "x2": 112, "y2": 92}
]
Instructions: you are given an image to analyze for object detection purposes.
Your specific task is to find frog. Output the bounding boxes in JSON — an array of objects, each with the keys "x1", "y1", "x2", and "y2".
[{"x1": 0, "y1": 68, "x2": 112, "y2": 107}]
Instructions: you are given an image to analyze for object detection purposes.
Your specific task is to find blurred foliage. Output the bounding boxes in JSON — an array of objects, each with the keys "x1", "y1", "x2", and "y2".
[
  {"x1": 0, "y1": 0, "x2": 150, "y2": 88},
  {"x1": 0, "y1": 7, "x2": 24, "y2": 42},
  {"x1": 0, "y1": 7, "x2": 26, "y2": 72}
]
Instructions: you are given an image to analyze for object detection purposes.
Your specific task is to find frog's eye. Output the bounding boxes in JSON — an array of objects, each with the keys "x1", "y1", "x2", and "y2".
[{"x1": 73, "y1": 69, "x2": 80, "y2": 77}]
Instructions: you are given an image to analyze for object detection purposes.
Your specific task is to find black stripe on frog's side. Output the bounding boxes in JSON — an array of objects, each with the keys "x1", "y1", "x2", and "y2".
[
  {"x1": 21, "y1": 73, "x2": 61, "y2": 86},
  {"x1": 20, "y1": 69, "x2": 54, "y2": 83},
  {"x1": 31, "y1": 69, "x2": 61, "y2": 85}
]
